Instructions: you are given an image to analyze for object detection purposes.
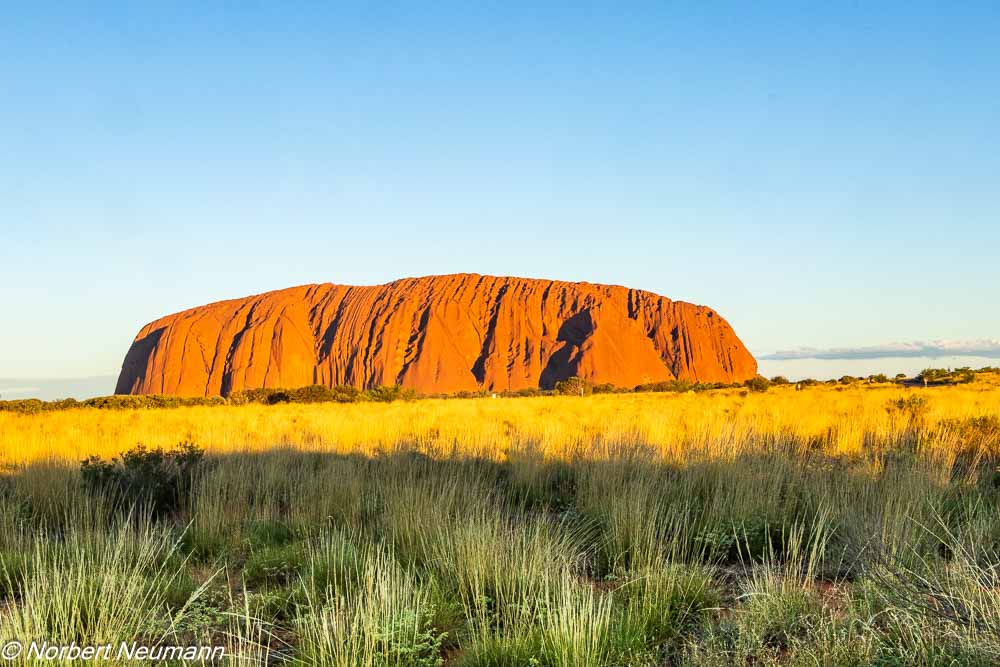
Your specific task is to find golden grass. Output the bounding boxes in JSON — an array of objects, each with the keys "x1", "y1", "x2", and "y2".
[
  {"x1": 2, "y1": 375, "x2": 999, "y2": 663},
  {"x1": 3, "y1": 375, "x2": 999, "y2": 467}
]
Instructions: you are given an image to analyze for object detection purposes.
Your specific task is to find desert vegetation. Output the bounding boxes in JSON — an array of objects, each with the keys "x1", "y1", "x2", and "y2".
[{"x1": 1, "y1": 375, "x2": 1000, "y2": 664}]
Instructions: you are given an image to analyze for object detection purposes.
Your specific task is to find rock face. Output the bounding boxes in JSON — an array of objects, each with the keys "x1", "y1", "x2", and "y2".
[{"x1": 116, "y1": 274, "x2": 757, "y2": 396}]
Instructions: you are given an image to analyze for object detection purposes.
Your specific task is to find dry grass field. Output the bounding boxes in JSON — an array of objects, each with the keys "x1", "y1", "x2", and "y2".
[
  {"x1": 1, "y1": 376, "x2": 1000, "y2": 664},
  {"x1": 5, "y1": 376, "x2": 1000, "y2": 466}
]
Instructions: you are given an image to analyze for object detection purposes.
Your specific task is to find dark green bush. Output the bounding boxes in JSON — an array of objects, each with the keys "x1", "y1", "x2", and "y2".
[
  {"x1": 918, "y1": 368, "x2": 950, "y2": 384},
  {"x1": 366, "y1": 384, "x2": 418, "y2": 402},
  {"x1": 296, "y1": 385, "x2": 362, "y2": 403},
  {"x1": 0, "y1": 395, "x2": 226, "y2": 414},
  {"x1": 955, "y1": 368, "x2": 976, "y2": 384},
  {"x1": 744, "y1": 376, "x2": 771, "y2": 393},
  {"x1": 227, "y1": 388, "x2": 277, "y2": 404},
  {"x1": 179, "y1": 528, "x2": 230, "y2": 563},
  {"x1": 230, "y1": 384, "x2": 365, "y2": 405},
  {"x1": 83, "y1": 395, "x2": 225, "y2": 410},
  {"x1": 80, "y1": 442, "x2": 204, "y2": 517},
  {"x1": 635, "y1": 380, "x2": 693, "y2": 393},
  {"x1": 450, "y1": 389, "x2": 492, "y2": 399},
  {"x1": 554, "y1": 376, "x2": 592, "y2": 396},
  {"x1": 243, "y1": 543, "x2": 307, "y2": 587},
  {"x1": 0, "y1": 399, "x2": 48, "y2": 414},
  {"x1": 501, "y1": 387, "x2": 544, "y2": 398},
  {"x1": 634, "y1": 380, "x2": 736, "y2": 394},
  {"x1": 246, "y1": 520, "x2": 297, "y2": 549},
  {"x1": 264, "y1": 390, "x2": 291, "y2": 404},
  {"x1": 694, "y1": 517, "x2": 787, "y2": 564},
  {"x1": 0, "y1": 397, "x2": 78, "y2": 414}
]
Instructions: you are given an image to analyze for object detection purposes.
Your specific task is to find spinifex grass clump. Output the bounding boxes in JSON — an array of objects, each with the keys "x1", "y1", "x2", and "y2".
[
  {"x1": 295, "y1": 547, "x2": 446, "y2": 667},
  {"x1": 0, "y1": 521, "x2": 209, "y2": 651}
]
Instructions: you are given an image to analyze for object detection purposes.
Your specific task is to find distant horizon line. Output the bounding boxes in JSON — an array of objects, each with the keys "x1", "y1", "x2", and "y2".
[{"x1": 761, "y1": 339, "x2": 1000, "y2": 361}]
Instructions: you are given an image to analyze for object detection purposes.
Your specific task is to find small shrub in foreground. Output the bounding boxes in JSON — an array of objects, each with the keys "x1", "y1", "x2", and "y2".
[{"x1": 81, "y1": 442, "x2": 204, "y2": 517}]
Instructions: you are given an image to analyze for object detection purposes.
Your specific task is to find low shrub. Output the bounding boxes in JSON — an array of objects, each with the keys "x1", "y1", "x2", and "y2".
[
  {"x1": 366, "y1": 384, "x2": 419, "y2": 402},
  {"x1": 230, "y1": 384, "x2": 365, "y2": 405},
  {"x1": 83, "y1": 395, "x2": 225, "y2": 410},
  {"x1": 919, "y1": 368, "x2": 950, "y2": 384},
  {"x1": 503, "y1": 387, "x2": 543, "y2": 398},
  {"x1": 179, "y1": 528, "x2": 229, "y2": 563},
  {"x1": 886, "y1": 395, "x2": 929, "y2": 423},
  {"x1": 244, "y1": 543, "x2": 307, "y2": 587},
  {"x1": 635, "y1": 380, "x2": 694, "y2": 393},
  {"x1": 450, "y1": 389, "x2": 492, "y2": 399},
  {"x1": 955, "y1": 368, "x2": 977, "y2": 384},
  {"x1": 694, "y1": 517, "x2": 786, "y2": 564},
  {"x1": 246, "y1": 520, "x2": 297, "y2": 549},
  {"x1": 80, "y1": 442, "x2": 204, "y2": 517},
  {"x1": 0, "y1": 395, "x2": 224, "y2": 414},
  {"x1": 555, "y1": 376, "x2": 592, "y2": 396}
]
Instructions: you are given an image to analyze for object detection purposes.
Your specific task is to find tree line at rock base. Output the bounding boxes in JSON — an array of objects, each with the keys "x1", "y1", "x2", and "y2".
[{"x1": 3, "y1": 366, "x2": 997, "y2": 414}]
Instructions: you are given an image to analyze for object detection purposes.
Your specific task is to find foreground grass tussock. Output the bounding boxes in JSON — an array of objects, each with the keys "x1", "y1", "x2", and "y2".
[{"x1": 0, "y1": 377, "x2": 999, "y2": 663}]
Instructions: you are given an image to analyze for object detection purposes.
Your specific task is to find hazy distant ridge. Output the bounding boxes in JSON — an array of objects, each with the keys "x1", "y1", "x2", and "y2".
[{"x1": 0, "y1": 376, "x2": 116, "y2": 401}]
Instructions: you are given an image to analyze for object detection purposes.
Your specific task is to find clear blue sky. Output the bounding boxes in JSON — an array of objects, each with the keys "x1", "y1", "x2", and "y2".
[{"x1": 2, "y1": 2, "x2": 998, "y2": 386}]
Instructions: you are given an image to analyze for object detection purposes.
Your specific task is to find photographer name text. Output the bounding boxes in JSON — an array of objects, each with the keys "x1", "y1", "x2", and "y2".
[{"x1": 1, "y1": 640, "x2": 225, "y2": 662}]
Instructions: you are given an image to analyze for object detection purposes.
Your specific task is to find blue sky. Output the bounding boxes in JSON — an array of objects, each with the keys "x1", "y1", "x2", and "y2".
[{"x1": 2, "y1": 2, "x2": 998, "y2": 391}]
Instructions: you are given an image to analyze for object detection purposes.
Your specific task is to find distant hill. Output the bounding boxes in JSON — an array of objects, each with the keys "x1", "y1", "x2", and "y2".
[
  {"x1": 0, "y1": 376, "x2": 116, "y2": 401},
  {"x1": 116, "y1": 274, "x2": 757, "y2": 397}
]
